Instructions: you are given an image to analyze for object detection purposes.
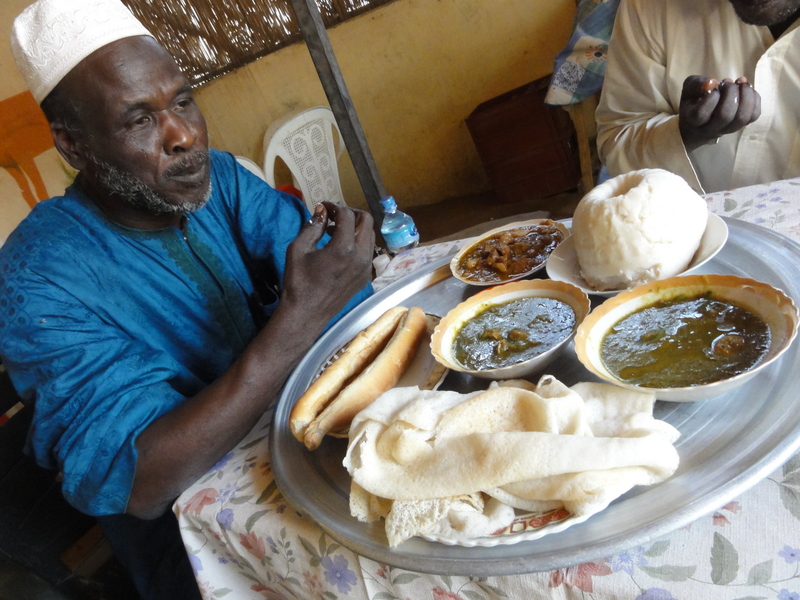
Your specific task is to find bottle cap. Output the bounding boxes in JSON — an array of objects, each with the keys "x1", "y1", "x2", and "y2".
[{"x1": 379, "y1": 196, "x2": 397, "y2": 211}]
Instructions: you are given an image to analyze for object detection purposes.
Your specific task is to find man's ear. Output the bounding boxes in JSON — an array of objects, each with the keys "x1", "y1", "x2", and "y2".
[{"x1": 50, "y1": 121, "x2": 89, "y2": 171}]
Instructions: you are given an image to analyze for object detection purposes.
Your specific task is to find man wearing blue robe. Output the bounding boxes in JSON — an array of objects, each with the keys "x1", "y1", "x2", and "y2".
[{"x1": 0, "y1": 0, "x2": 375, "y2": 597}]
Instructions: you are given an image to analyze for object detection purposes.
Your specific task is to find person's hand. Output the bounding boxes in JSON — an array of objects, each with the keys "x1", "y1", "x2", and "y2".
[
  {"x1": 280, "y1": 201, "x2": 375, "y2": 329},
  {"x1": 679, "y1": 75, "x2": 761, "y2": 152}
]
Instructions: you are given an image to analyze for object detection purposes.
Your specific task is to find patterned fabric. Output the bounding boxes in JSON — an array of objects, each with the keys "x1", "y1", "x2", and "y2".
[
  {"x1": 175, "y1": 177, "x2": 800, "y2": 600},
  {"x1": 10, "y1": 0, "x2": 154, "y2": 103},
  {"x1": 544, "y1": 0, "x2": 620, "y2": 106},
  {"x1": 0, "y1": 149, "x2": 371, "y2": 516}
]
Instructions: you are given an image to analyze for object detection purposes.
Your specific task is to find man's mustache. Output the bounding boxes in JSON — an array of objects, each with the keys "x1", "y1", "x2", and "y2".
[{"x1": 164, "y1": 150, "x2": 210, "y2": 178}]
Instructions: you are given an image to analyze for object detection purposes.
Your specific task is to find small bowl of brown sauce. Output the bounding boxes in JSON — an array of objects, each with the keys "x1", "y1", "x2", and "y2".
[
  {"x1": 574, "y1": 274, "x2": 799, "y2": 401},
  {"x1": 450, "y1": 219, "x2": 570, "y2": 286},
  {"x1": 430, "y1": 280, "x2": 591, "y2": 380}
]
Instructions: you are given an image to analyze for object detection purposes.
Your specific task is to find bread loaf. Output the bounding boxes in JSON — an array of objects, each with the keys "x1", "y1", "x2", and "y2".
[
  {"x1": 289, "y1": 306, "x2": 408, "y2": 441},
  {"x1": 303, "y1": 306, "x2": 429, "y2": 450}
]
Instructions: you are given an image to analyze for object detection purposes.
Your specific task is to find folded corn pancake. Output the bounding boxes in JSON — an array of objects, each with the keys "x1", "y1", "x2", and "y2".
[{"x1": 343, "y1": 375, "x2": 680, "y2": 546}]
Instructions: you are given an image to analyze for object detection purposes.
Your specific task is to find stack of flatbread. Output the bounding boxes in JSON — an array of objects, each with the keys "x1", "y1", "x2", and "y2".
[{"x1": 343, "y1": 375, "x2": 680, "y2": 546}]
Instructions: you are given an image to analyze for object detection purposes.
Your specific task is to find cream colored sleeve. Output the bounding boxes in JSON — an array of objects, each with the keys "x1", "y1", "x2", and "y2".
[{"x1": 595, "y1": 0, "x2": 704, "y2": 193}]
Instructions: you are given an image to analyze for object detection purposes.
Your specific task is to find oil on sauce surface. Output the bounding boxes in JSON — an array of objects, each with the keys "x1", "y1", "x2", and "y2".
[
  {"x1": 453, "y1": 297, "x2": 575, "y2": 370},
  {"x1": 601, "y1": 294, "x2": 770, "y2": 388}
]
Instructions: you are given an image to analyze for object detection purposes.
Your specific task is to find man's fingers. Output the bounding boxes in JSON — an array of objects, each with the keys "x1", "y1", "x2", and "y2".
[
  {"x1": 683, "y1": 75, "x2": 715, "y2": 99},
  {"x1": 352, "y1": 208, "x2": 374, "y2": 232},
  {"x1": 739, "y1": 81, "x2": 760, "y2": 122},
  {"x1": 309, "y1": 203, "x2": 327, "y2": 225},
  {"x1": 682, "y1": 94, "x2": 720, "y2": 127},
  {"x1": 709, "y1": 80, "x2": 741, "y2": 127},
  {"x1": 681, "y1": 76, "x2": 724, "y2": 127},
  {"x1": 679, "y1": 74, "x2": 757, "y2": 150},
  {"x1": 297, "y1": 203, "x2": 373, "y2": 269},
  {"x1": 294, "y1": 204, "x2": 328, "y2": 248},
  {"x1": 326, "y1": 206, "x2": 375, "y2": 268},
  {"x1": 725, "y1": 82, "x2": 761, "y2": 131},
  {"x1": 322, "y1": 202, "x2": 356, "y2": 242},
  {"x1": 352, "y1": 209, "x2": 376, "y2": 249},
  {"x1": 711, "y1": 80, "x2": 761, "y2": 134},
  {"x1": 701, "y1": 78, "x2": 720, "y2": 94},
  {"x1": 750, "y1": 84, "x2": 762, "y2": 122}
]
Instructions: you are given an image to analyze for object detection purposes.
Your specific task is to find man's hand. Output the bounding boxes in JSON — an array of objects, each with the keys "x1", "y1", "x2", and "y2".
[
  {"x1": 679, "y1": 75, "x2": 761, "y2": 152},
  {"x1": 280, "y1": 201, "x2": 375, "y2": 332}
]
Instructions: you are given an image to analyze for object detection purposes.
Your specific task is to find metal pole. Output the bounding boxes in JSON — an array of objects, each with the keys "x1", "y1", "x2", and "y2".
[{"x1": 288, "y1": 0, "x2": 387, "y2": 220}]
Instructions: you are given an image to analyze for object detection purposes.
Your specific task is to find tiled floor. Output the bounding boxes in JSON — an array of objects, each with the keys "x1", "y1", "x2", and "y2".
[{"x1": 0, "y1": 552, "x2": 139, "y2": 600}]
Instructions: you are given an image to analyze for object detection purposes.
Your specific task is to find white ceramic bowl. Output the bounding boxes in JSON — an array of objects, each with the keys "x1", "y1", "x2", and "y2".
[
  {"x1": 450, "y1": 219, "x2": 570, "y2": 286},
  {"x1": 574, "y1": 274, "x2": 799, "y2": 401},
  {"x1": 546, "y1": 213, "x2": 729, "y2": 297},
  {"x1": 431, "y1": 280, "x2": 591, "y2": 380}
]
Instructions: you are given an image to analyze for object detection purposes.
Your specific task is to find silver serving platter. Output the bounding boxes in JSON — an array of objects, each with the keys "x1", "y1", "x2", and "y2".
[{"x1": 271, "y1": 217, "x2": 800, "y2": 576}]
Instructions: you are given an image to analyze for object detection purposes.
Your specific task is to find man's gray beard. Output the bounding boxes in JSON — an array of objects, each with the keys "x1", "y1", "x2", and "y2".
[
  {"x1": 729, "y1": 0, "x2": 800, "y2": 25},
  {"x1": 88, "y1": 155, "x2": 212, "y2": 215}
]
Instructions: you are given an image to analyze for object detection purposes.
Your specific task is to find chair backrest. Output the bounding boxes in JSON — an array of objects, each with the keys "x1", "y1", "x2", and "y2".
[
  {"x1": 262, "y1": 106, "x2": 347, "y2": 210},
  {"x1": 564, "y1": 91, "x2": 601, "y2": 193},
  {"x1": 235, "y1": 155, "x2": 268, "y2": 182}
]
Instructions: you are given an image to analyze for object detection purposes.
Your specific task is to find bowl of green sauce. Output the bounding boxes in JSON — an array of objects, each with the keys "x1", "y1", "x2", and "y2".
[
  {"x1": 430, "y1": 280, "x2": 591, "y2": 380},
  {"x1": 574, "y1": 274, "x2": 799, "y2": 401}
]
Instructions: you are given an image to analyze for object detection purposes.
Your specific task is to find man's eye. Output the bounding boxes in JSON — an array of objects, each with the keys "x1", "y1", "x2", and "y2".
[
  {"x1": 176, "y1": 98, "x2": 194, "y2": 109},
  {"x1": 131, "y1": 115, "x2": 151, "y2": 127}
]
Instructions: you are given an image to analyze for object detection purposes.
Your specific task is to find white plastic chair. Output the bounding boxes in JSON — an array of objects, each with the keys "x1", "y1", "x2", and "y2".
[
  {"x1": 262, "y1": 106, "x2": 347, "y2": 209},
  {"x1": 235, "y1": 155, "x2": 268, "y2": 181}
]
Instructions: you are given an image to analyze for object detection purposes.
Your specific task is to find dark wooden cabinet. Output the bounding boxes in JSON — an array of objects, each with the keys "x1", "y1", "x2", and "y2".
[{"x1": 466, "y1": 76, "x2": 581, "y2": 204}]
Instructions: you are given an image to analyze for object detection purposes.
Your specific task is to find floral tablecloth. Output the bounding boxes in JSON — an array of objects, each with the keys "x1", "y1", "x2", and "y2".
[{"x1": 176, "y1": 178, "x2": 800, "y2": 600}]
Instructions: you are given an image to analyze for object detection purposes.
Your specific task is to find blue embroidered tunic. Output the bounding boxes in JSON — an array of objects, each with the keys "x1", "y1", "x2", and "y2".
[{"x1": 0, "y1": 149, "x2": 371, "y2": 515}]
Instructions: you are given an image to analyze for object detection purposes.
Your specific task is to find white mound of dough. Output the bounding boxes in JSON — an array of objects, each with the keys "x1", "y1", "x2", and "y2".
[{"x1": 572, "y1": 168, "x2": 708, "y2": 291}]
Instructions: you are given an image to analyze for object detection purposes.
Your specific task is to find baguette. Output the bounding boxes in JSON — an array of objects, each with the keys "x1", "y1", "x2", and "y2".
[
  {"x1": 303, "y1": 306, "x2": 429, "y2": 450},
  {"x1": 289, "y1": 306, "x2": 408, "y2": 441}
]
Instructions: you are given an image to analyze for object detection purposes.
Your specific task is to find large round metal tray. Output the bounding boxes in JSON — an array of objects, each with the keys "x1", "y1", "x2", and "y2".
[{"x1": 271, "y1": 217, "x2": 800, "y2": 576}]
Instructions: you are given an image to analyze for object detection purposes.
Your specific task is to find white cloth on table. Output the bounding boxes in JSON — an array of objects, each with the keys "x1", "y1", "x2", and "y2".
[{"x1": 596, "y1": 0, "x2": 800, "y2": 194}]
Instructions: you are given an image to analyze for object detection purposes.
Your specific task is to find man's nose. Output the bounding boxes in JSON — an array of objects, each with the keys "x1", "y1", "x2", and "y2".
[{"x1": 161, "y1": 111, "x2": 196, "y2": 154}]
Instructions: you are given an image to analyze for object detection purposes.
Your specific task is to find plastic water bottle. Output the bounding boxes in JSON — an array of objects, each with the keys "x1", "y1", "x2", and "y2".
[{"x1": 379, "y1": 196, "x2": 419, "y2": 255}]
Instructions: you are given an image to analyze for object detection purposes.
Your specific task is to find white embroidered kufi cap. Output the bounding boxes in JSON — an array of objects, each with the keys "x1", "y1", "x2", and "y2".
[{"x1": 11, "y1": 0, "x2": 155, "y2": 104}]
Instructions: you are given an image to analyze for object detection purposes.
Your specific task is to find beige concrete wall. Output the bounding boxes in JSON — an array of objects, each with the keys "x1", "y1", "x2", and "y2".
[
  {"x1": 0, "y1": 0, "x2": 575, "y2": 241},
  {"x1": 0, "y1": 0, "x2": 76, "y2": 243},
  {"x1": 197, "y1": 0, "x2": 576, "y2": 212}
]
